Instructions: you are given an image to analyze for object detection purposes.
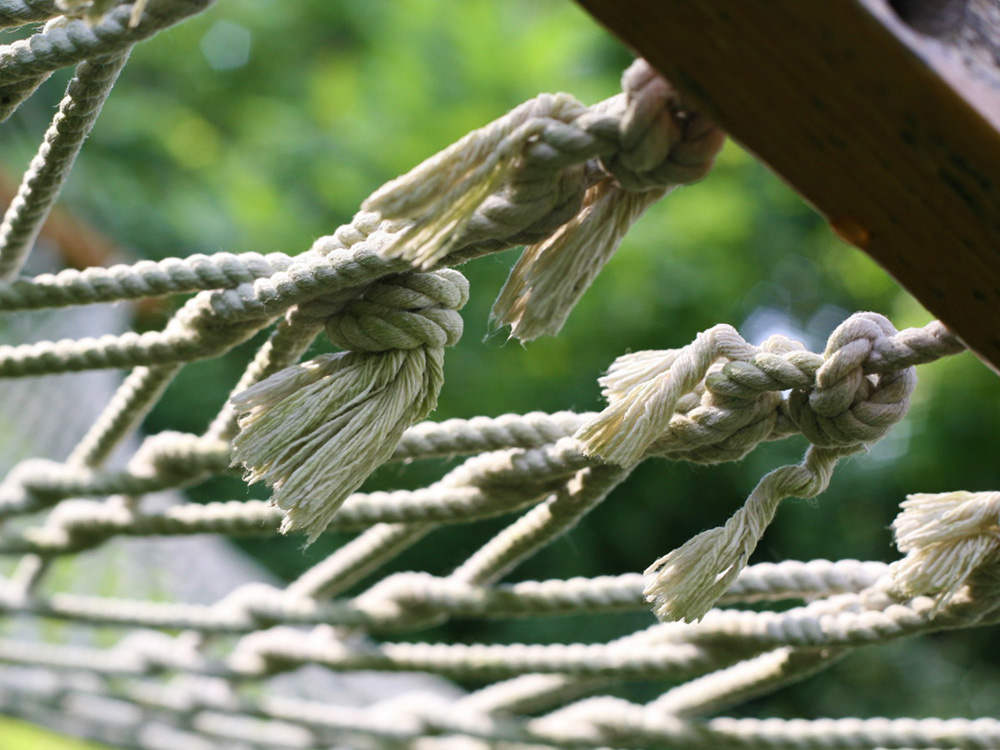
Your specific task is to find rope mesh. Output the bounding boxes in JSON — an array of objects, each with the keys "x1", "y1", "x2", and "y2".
[{"x1": 1, "y1": 2, "x2": 998, "y2": 749}]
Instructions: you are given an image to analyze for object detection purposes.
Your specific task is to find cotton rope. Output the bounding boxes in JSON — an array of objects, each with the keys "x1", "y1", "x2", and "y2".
[{"x1": 0, "y1": 2, "x2": 997, "y2": 749}]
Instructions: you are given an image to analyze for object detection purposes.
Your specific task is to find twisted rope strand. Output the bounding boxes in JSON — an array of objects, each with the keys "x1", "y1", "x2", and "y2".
[
  {"x1": 0, "y1": 0, "x2": 59, "y2": 28},
  {"x1": 646, "y1": 647, "x2": 847, "y2": 719},
  {"x1": 66, "y1": 364, "x2": 181, "y2": 467},
  {"x1": 0, "y1": 1, "x2": 211, "y2": 123},
  {"x1": 281, "y1": 441, "x2": 595, "y2": 600},
  {"x1": 3, "y1": 676, "x2": 997, "y2": 750},
  {"x1": 0, "y1": 560, "x2": 892, "y2": 629},
  {"x1": 0, "y1": 251, "x2": 297, "y2": 311},
  {"x1": 0, "y1": 1, "x2": 212, "y2": 85},
  {"x1": 0, "y1": 231, "x2": 415, "y2": 377},
  {"x1": 0, "y1": 306, "x2": 271, "y2": 375},
  {"x1": 0, "y1": 412, "x2": 597, "y2": 522},
  {"x1": 0, "y1": 48, "x2": 131, "y2": 279},
  {"x1": 450, "y1": 464, "x2": 629, "y2": 585}
]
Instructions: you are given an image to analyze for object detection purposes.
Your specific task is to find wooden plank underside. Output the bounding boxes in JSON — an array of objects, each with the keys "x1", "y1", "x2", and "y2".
[{"x1": 576, "y1": 0, "x2": 1000, "y2": 374}]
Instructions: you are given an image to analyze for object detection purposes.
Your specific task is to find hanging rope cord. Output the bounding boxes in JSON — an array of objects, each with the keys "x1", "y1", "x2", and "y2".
[{"x1": 1, "y1": 3, "x2": 999, "y2": 749}]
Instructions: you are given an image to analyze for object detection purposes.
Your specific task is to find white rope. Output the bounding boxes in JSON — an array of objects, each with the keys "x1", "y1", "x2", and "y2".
[
  {"x1": 0, "y1": 49, "x2": 131, "y2": 279},
  {"x1": 0, "y1": 4, "x2": 995, "y2": 748},
  {"x1": 0, "y1": 1, "x2": 211, "y2": 122},
  {"x1": 0, "y1": 0, "x2": 59, "y2": 28},
  {"x1": 0, "y1": 560, "x2": 891, "y2": 633},
  {"x1": 0, "y1": 252, "x2": 297, "y2": 311}
]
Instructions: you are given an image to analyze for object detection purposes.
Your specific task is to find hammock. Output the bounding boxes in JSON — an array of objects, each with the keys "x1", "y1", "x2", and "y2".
[{"x1": 0, "y1": 2, "x2": 997, "y2": 748}]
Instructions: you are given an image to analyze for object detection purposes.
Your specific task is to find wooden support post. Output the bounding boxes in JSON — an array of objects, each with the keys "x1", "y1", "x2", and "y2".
[{"x1": 576, "y1": 0, "x2": 1000, "y2": 374}]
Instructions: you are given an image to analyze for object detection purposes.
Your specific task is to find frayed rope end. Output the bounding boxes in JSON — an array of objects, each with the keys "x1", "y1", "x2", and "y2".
[
  {"x1": 371, "y1": 158, "x2": 514, "y2": 270},
  {"x1": 363, "y1": 117, "x2": 550, "y2": 270},
  {"x1": 643, "y1": 526, "x2": 739, "y2": 622},
  {"x1": 492, "y1": 184, "x2": 663, "y2": 342},
  {"x1": 890, "y1": 490, "x2": 1000, "y2": 612},
  {"x1": 231, "y1": 271, "x2": 467, "y2": 544},
  {"x1": 232, "y1": 349, "x2": 438, "y2": 544},
  {"x1": 575, "y1": 325, "x2": 747, "y2": 466}
]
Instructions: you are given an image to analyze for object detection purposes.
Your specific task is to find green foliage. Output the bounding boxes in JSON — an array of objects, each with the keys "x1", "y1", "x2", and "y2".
[{"x1": 1, "y1": 0, "x2": 997, "y2": 746}]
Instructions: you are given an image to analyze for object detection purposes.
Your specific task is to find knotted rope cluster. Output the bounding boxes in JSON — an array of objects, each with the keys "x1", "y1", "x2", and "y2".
[
  {"x1": 205, "y1": 57, "x2": 724, "y2": 545},
  {"x1": 231, "y1": 270, "x2": 468, "y2": 542},
  {"x1": 489, "y1": 59, "x2": 724, "y2": 340},
  {"x1": 0, "y1": 3, "x2": 998, "y2": 749},
  {"x1": 367, "y1": 57, "x2": 724, "y2": 341},
  {"x1": 569, "y1": 312, "x2": 963, "y2": 622}
]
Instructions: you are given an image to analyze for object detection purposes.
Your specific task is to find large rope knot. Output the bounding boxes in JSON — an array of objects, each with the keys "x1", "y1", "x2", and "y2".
[
  {"x1": 647, "y1": 334, "x2": 804, "y2": 465},
  {"x1": 231, "y1": 269, "x2": 468, "y2": 544},
  {"x1": 576, "y1": 313, "x2": 923, "y2": 624},
  {"x1": 576, "y1": 323, "x2": 758, "y2": 467},
  {"x1": 602, "y1": 58, "x2": 725, "y2": 193},
  {"x1": 362, "y1": 57, "x2": 723, "y2": 343},
  {"x1": 491, "y1": 60, "x2": 726, "y2": 341},
  {"x1": 789, "y1": 312, "x2": 916, "y2": 449},
  {"x1": 324, "y1": 271, "x2": 466, "y2": 353}
]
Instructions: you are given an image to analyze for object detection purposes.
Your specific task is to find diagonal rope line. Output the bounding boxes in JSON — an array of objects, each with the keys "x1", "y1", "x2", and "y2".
[{"x1": 0, "y1": 48, "x2": 131, "y2": 279}]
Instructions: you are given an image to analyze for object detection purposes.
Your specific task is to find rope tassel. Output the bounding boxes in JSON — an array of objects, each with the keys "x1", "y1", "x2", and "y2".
[
  {"x1": 577, "y1": 324, "x2": 757, "y2": 467},
  {"x1": 493, "y1": 58, "x2": 725, "y2": 342},
  {"x1": 491, "y1": 181, "x2": 665, "y2": 341},
  {"x1": 231, "y1": 270, "x2": 468, "y2": 543},
  {"x1": 890, "y1": 490, "x2": 1000, "y2": 611},
  {"x1": 642, "y1": 444, "x2": 852, "y2": 623},
  {"x1": 363, "y1": 95, "x2": 586, "y2": 270}
]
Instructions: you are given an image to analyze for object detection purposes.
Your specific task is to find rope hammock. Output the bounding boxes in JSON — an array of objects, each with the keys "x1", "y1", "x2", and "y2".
[{"x1": 1, "y1": 2, "x2": 999, "y2": 748}]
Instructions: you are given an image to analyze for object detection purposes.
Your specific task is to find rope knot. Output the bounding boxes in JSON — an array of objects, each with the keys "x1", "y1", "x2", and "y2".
[
  {"x1": 578, "y1": 314, "x2": 923, "y2": 623},
  {"x1": 788, "y1": 312, "x2": 916, "y2": 448},
  {"x1": 360, "y1": 58, "x2": 722, "y2": 342},
  {"x1": 602, "y1": 58, "x2": 726, "y2": 193},
  {"x1": 577, "y1": 324, "x2": 758, "y2": 467},
  {"x1": 491, "y1": 60, "x2": 725, "y2": 341},
  {"x1": 232, "y1": 269, "x2": 468, "y2": 543},
  {"x1": 324, "y1": 270, "x2": 467, "y2": 353}
]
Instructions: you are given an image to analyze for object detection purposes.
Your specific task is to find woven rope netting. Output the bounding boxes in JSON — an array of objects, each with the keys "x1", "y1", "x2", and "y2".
[{"x1": 1, "y1": 2, "x2": 999, "y2": 749}]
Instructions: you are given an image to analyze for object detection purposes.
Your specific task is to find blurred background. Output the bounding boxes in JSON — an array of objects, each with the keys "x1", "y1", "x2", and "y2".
[{"x1": 1, "y1": 0, "x2": 998, "y2": 746}]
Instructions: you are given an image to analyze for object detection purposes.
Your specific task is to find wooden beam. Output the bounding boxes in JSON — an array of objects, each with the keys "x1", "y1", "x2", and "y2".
[{"x1": 576, "y1": 0, "x2": 1000, "y2": 374}]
